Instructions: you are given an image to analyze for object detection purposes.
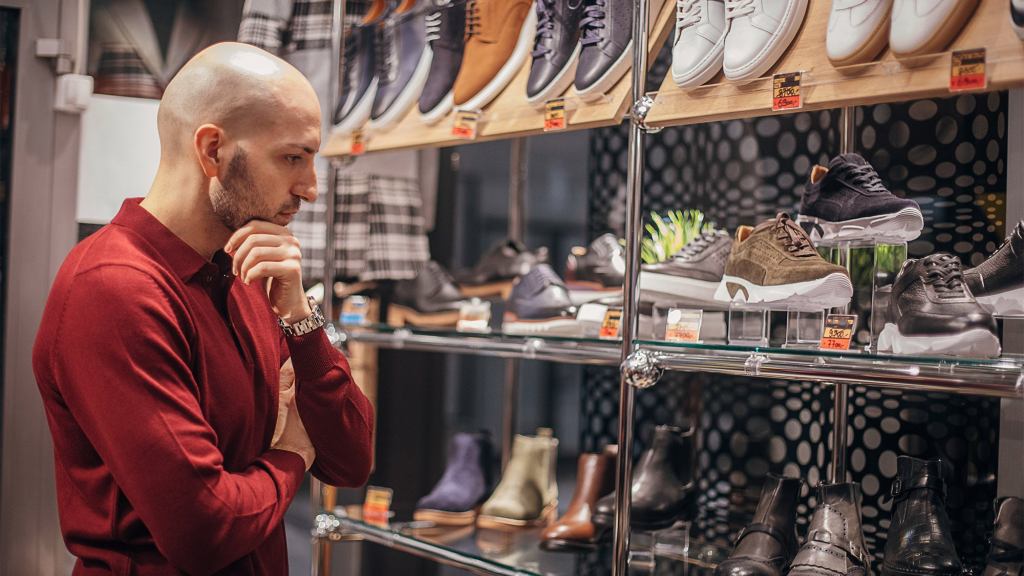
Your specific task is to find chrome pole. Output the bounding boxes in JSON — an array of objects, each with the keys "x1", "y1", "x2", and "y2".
[
  {"x1": 502, "y1": 138, "x2": 528, "y2": 467},
  {"x1": 613, "y1": 0, "x2": 653, "y2": 572}
]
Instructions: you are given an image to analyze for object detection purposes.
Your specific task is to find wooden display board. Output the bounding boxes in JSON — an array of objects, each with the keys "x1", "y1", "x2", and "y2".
[
  {"x1": 646, "y1": 0, "x2": 1024, "y2": 128},
  {"x1": 322, "y1": 0, "x2": 676, "y2": 157}
]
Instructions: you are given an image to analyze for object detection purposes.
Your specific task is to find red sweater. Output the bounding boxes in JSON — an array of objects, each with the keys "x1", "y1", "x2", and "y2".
[{"x1": 32, "y1": 199, "x2": 374, "y2": 575}]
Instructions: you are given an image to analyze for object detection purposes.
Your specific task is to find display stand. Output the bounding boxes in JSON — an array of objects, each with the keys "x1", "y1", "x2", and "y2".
[
  {"x1": 725, "y1": 307, "x2": 770, "y2": 346},
  {"x1": 784, "y1": 310, "x2": 825, "y2": 349}
]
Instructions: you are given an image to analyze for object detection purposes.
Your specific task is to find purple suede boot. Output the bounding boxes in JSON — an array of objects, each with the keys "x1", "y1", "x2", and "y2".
[{"x1": 414, "y1": 431, "x2": 497, "y2": 525}]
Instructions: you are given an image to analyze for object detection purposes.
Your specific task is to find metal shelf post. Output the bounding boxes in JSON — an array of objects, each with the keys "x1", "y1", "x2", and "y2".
[{"x1": 503, "y1": 138, "x2": 528, "y2": 467}]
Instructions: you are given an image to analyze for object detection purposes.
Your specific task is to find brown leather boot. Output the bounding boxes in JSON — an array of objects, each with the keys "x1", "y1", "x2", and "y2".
[{"x1": 540, "y1": 445, "x2": 617, "y2": 551}]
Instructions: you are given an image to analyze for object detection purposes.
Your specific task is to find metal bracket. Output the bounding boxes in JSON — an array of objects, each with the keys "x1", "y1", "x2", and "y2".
[
  {"x1": 622, "y1": 349, "x2": 664, "y2": 389},
  {"x1": 630, "y1": 95, "x2": 662, "y2": 134}
]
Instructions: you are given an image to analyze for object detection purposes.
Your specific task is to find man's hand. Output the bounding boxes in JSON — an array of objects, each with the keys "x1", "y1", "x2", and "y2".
[
  {"x1": 271, "y1": 360, "x2": 315, "y2": 469},
  {"x1": 224, "y1": 221, "x2": 310, "y2": 323},
  {"x1": 271, "y1": 360, "x2": 296, "y2": 446}
]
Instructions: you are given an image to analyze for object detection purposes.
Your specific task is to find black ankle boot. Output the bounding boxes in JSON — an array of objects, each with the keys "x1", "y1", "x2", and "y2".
[
  {"x1": 789, "y1": 482, "x2": 872, "y2": 576},
  {"x1": 630, "y1": 424, "x2": 697, "y2": 531},
  {"x1": 882, "y1": 456, "x2": 962, "y2": 576},
  {"x1": 714, "y1": 474, "x2": 802, "y2": 576},
  {"x1": 983, "y1": 496, "x2": 1023, "y2": 576}
]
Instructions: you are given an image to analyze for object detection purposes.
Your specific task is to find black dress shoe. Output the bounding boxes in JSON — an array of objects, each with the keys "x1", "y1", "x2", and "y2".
[
  {"x1": 591, "y1": 491, "x2": 616, "y2": 532},
  {"x1": 881, "y1": 456, "x2": 962, "y2": 576},
  {"x1": 715, "y1": 474, "x2": 801, "y2": 576},
  {"x1": 388, "y1": 261, "x2": 468, "y2": 327},
  {"x1": 983, "y1": 496, "x2": 1023, "y2": 576},
  {"x1": 456, "y1": 239, "x2": 548, "y2": 297},
  {"x1": 790, "y1": 482, "x2": 873, "y2": 576},
  {"x1": 630, "y1": 424, "x2": 696, "y2": 531}
]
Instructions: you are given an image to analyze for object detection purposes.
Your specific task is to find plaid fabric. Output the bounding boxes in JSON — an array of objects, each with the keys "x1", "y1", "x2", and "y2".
[
  {"x1": 334, "y1": 174, "x2": 430, "y2": 282},
  {"x1": 238, "y1": 0, "x2": 335, "y2": 53},
  {"x1": 93, "y1": 45, "x2": 163, "y2": 99}
]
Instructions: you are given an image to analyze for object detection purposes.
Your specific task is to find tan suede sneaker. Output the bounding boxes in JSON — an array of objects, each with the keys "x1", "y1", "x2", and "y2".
[
  {"x1": 713, "y1": 213, "x2": 853, "y2": 311},
  {"x1": 452, "y1": 0, "x2": 536, "y2": 111}
]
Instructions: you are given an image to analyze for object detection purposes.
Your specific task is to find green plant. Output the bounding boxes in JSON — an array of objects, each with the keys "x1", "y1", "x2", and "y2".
[{"x1": 640, "y1": 209, "x2": 713, "y2": 264}]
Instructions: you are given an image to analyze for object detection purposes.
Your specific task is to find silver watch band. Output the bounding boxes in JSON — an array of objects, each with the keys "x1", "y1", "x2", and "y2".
[{"x1": 278, "y1": 296, "x2": 327, "y2": 337}]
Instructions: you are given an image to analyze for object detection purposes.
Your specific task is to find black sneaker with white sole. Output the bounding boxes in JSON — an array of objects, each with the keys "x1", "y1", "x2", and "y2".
[
  {"x1": 798, "y1": 153, "x2": 923, "y2": 244},
  {"x1": 640, "y1": 228, "x2": 731, "y2": 306},
  {"x1": 877, "y1": 253, "x2": 1000, "y2": 358},
  {"x1": 527, "y1": 0, "x2": 585, "y2": 106},
  {"x1": 574, "y1": 0, "x2": 632, "y2": 101},
  {"x1": 964, "y1": 220, "x2": 1024, "y2": 316},
  {"x1": 418, "y1": 0, "x2": 466, "y2": 124},
  {"x1": 1013, "y1": 0, "x2": 1024, "y2": 39}
]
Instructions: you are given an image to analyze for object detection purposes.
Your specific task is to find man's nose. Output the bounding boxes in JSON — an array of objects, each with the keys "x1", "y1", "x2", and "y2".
[{"x1": 295, "y1": 165, "x2": 318, "y2": 203}]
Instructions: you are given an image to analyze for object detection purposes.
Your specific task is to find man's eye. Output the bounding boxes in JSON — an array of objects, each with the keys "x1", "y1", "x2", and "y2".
[{"x1": 287, "y1": 155, "x2": 302, "y2": 164}]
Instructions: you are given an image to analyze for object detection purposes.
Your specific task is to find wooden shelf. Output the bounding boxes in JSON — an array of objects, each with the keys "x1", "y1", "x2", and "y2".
[
  {"x1": 322, "y1": 0, "x2": 676, "y2": 157},
  {"x1": 646, "y1": 0, "x2": 1024, "y2": 128}
]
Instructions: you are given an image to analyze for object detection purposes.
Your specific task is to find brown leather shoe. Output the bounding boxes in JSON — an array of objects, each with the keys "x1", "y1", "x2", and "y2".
[
  {"x1": 540, "y1": 445, "x2": 617, "y2": 551},
  {"x1": 452, "y1": 0, "x2": 535, "y2": 110}
]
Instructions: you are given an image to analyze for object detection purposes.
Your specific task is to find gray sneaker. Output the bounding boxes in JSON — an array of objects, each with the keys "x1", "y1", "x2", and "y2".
[
  {"x1": 333, "y1": 22, "x2": 378, "y2": 135},
  {"x1": 368, "y1": 0, "x2": 433, "y2": 131},
  {"x1": 418, "y1": 0, "x2": 466, "y2": 124},
  {"x1": 527, "y1": 0, "x2": 585, "y2": 106},
  {"x1": 574, "y1": 0, "x2": 633, "y2": 101},
  {"x1": 640, "y1": 228, "x2": 731, "y2": 305},
  {"x1": 503, "y1": 264, "x2": 582, "y2": 336}
]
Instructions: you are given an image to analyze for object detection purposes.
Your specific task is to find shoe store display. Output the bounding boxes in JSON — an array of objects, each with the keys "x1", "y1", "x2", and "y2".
[
  {"x1": 1014, "y1": 0, "x2": 1024, "y2": 40},
  {"x1": 788, "y1": 482, "x2": 873, "y2": 576},
  {"x1": 713, "y1": 213, "x2": 853, "y2": 311},
  {"x1": 388, "y1": 261, "x2": 469, "y2": 327},
  {"x1": 368, "y1": 0, "x2": 433, "y2": 131},
  {"x1": 333, "y1": 21, "x2": 380, "y2": 135},
  {"x1": 540, "y1": 445, "x2": 617, "y2": 551},
  {"x1": 527, "y1": 0, "x2": 585, "y2": 107},
  {"x1": 671, "y1": 0, "x2": 726, "y2": 88},
  {"x1": 983, "y1": 497, "x2": 1023, "y2": 576},
  {"x1": 714, "y1": 474, "x2": 801, "y2": 576},
  {"x1": 457, "y1": 239, "x2": 549, "y2": 299},
  {"x1": 827, "y1": 0, "x2": 892, "y2": 66},
  {"x1": 889, "y1": 0, "x2": 978, "y2": 57},
  {"x1": 418, "y1": 0, "x2": 467, "y2": 124},
  {"x1": 565, "y1": 233, "x2": 625, "y2": 303},
  {"x1": 964, "y1": 220, "x2": 1024, "y2": 316},
  {"x1": 881, "y1": 456, "x2": 963, "y2": 576},
  {"x1": 798, "y1": 153, "x2": 923, "y2": 244},
  {"x1": 414, "y1": 432, "x2": 498, "y2": 526},
  {"x1": 723, "y1": 0, "x2": 808, "y2": 82},
  {"x1": 478, "y1": 429, "x2": 559, "y2": 529},
  {"x1": 877, "y1": 253, "x2": 1001, "y2": 357},
  {"x1": 502, "y1": 264, "x2": 581, "y2": 336},
  {"x1": 640, "y1": 228, "x2": 731, "y2": 305},
  {"x1": 453, "y1": 0, "x2": 536, "y2": 111}
]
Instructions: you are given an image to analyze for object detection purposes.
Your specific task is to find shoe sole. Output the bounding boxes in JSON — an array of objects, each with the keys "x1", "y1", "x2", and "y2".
[
  {"x1": 672, "y1": 34, "x2": 725, "y2": 88},
  {"x1": 459, "y1": 280, "x2": 514, "y2": 300},
  {"x1": 477, "y1": 502, "x2": 557, "y2": 529},
  {"x1": 387, "y1": 304, "x2": 462, "y2": 328},
  {"x1": 413, "y1": 508, "x2": 478, "y2": 526},
  {"x1": 539, "y1": 534, "x2": 604, "y2": 552},
  {"x1": 881, "y1": 566, "x2": 966, "y2": 576},
  {"x1": 797, "y1": 206, "x2": 924, "y2": 244},
  {"x1": 975, "y1": 285, "x2": 1024, "y2": 316},
  {"x1": 420, "y1": 90, "x2": 454, "y2": 125},
  {"x1": 568, "y1": 286, "x2": 621, "y2": 306},
  {"x1": 827, "y1": 1, "x2": 892, "y2": 67},
  {"x1": 639, "y1": 272, "x2": 721, "y2": 305},
  {"x1": 332, "y1": 77, "x2": 379, "y2": 135},
  {"x1": 368, "y1": 47, "x2": 434, "y2": 132},
  {"x1": 877, "y1": 323, "x2": 1001, "y2": 357},
  {"x1": 457, "y1": 8, "x2": 538, "y2": 111},
  {"x1": 502, "y1": 315, "x2": 584, "y2": 337},
  {"x1": 527, "y1": 43, "x2": 582, "y2": 107},
  {"x1": 576, "y1": 39, "x2": 633, "y2": 101},
  {"x1": 713, "y1": 272, "x2": 853, "y2": 311},
  {"x1": 724, "y1": 0, "x2": 808, "y2": 81},
  {"x1": 891, "y1": 0, "x2": 979, "y2": 57}
]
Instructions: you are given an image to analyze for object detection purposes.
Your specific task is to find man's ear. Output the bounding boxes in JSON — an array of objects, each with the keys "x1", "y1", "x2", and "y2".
[{"x1": 194, "y1": 124, "x2": 224, "y2": 178}]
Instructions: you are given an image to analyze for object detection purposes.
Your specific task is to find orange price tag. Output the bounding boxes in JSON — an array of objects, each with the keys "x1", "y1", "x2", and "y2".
[
  {"x1": 599, "y1": 308, "x2": 622, "y2": 340},
  {"x1": 664, "y1": 309, "x2": 702, "y2": 343},
  {"x1": 772, "y1": 72, "x2": 802, "y2": 112},
  {"x1": 543, "y1": 98, "x2": 566, "y2": 132},
  {"x1": 819, "y1": 314, "x2": 857, "y2": 351},
  {"x1": 950, "y1": 48, "x2": 986, "y2": 92},
  {"x1": 362, "y1": 486, "x2": 393, "y2": 527},
  {"x1": 350, "y1": 130, "x2": 366, "y2": 156},
  {"x1": 451, "y1": 109, "x2": 480, "y2": 140}
]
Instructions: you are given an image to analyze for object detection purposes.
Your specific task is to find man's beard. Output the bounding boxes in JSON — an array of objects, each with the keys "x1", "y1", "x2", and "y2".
[{"x1": 210, "y1": 147, "x2": 294, "y2": 230}]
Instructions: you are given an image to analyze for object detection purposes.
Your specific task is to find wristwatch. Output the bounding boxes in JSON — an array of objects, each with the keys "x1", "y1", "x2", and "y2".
[{"x1": 278, "y1": 296, "x2": 327, "y2": 337}]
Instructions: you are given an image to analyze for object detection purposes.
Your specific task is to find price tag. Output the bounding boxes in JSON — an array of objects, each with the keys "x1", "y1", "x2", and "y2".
[
  {"x1": 819, "y1": 314, "x2": 857, "y2": 351},
  {"x1": 456, "y1": 298, "x2": 491, "y2": 333},
  {"x1": 950, "y1": 48, "x2": 986, "y2": 92},
  {"x1": 543, "y1": 98, "x2": 567, "y2": 132},
  {"x1": 664, "y1": 308, "x2": 703, "y2": 343},
  {"x1": 772, "y1": 71, "x2": 802, "y2": 111},
  {"x1": 599, "y1": 308, "x2": 622, "y2": 339},
  {"x1": 451, "y1": 109, "x2": 480, "y2": 140},
  {"x1": 341, "y1": 296, "x2": 370, "y2": 326},
  {"x1": 362, "y1": 486, "x2": 393, "y2": 527},
  {"x1": 350, "y1": 130, "x2": 366, "y2": 156}
]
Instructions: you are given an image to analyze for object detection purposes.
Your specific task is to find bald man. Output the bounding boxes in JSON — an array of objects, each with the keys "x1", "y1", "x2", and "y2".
[{"x1": 33, "y1": 43, "x2": 374, "y2": 575}]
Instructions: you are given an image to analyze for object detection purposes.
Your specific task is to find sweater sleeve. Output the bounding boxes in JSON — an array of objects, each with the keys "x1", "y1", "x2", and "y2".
[
  {"x1": 283, "y1": 328, "x2": 375, "y2": 488},
  {"x1": 50, "y1": 266, "x2": 306, "y2": 576}
]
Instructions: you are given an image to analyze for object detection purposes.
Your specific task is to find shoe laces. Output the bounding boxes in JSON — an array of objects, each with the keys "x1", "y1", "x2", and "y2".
[
  {"x1": 425, "y1": 8, "x2": 444, "y2": 42},
  {"x1": 532, "y1": 0, "x2": 556, "y2": 57},
  {"x1": 375, "y1": 19, "x2": 398, "y2": 82},
  {"x1": 772, "y1": 213, "x2": 817, "y2": 257},
  {"x1": 340, "y1": 33, "x2": 359, "y2": 95},
  {"x1": 676, "y1": 0, "x2": 701, "y2": 32},
  {"x1": 724, "y1": 0, "x2": 755, "y2": 19},
  {"x1": 922, "y1": 254, "x2": 969, "y2": 299},
  {"x1": 837, "y1": 163, "x2": 888, "y2": 195},
  {"x1": 674, "y1": 229, "x2": 718, "y2": 261},
  {"x1": 464, "y1": 0, "x2": 481, "y2": 40},
  {"x1": 580, "y1": 0, "x2": 607, "y2": 46}
]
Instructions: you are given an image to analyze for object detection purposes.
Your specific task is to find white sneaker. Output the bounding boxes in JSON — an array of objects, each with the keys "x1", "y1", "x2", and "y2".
[
  {"x1": 672, "y1": 0, "x2": 726, "y2": 87},
  {"x1": 723, "y1": 0, "x2": 808, "y2": 81},
  {"x1": 889, "y1": 0, "x2": 978, "y2": 57},
  {"x1": 1012, "y1": 0, "x2": 1024, "y2": 40},
  {"x1": 827, "y1": 0, "x2": 892, "y2": 66}
]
